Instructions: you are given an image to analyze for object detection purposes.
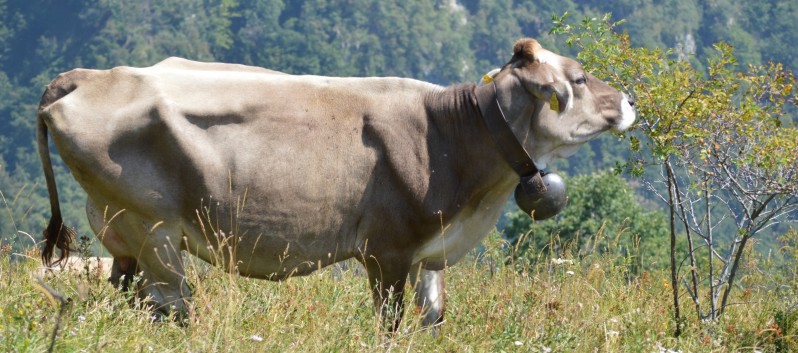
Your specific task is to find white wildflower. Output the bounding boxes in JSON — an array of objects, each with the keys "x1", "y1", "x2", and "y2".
[
  {"x1": 250, "y1": 335, "x2": 263, "y2": 342},
  {"x1": 655, "y1": 342, "x2": 682, "y2": 353},
  {"x1": 551, "y1": 258, "x2": 573, "y2": 265}
]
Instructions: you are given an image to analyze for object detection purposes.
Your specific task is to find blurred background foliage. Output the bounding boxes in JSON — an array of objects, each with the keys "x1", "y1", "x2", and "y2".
[
  {"x1": 0, "y1": 0, "x2": 795, "y2": 269},
  {"x1": 502, "y1": 170, "x2": 677, "y2": 272}
]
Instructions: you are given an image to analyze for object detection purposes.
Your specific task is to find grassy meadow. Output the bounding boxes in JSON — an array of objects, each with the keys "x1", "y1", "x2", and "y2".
[{"x1": 0, "y1": 231, "x2": 795, "y2": 353}]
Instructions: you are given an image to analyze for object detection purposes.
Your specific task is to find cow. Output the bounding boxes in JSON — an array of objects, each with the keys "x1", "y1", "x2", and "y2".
[
  {"x1": 37, "y1": 38, "x2": 635, "y2": 330},
  {"x1": 37, "y1": 256, "x2": 113, "y2": 280}
]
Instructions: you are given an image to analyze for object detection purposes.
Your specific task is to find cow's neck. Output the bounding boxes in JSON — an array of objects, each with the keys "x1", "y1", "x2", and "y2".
[
  {"x1": 413, "y1": 84, "x2": 522, "y2": 268},
  {"x1": 474, "y1": 82, "x2": 541, "y2": 176},
  {"x1": 422, "y1": 84, "x2": 518, "y2": 216}
]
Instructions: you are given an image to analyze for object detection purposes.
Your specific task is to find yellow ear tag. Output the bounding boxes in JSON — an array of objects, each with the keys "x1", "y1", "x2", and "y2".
[
  {"x1": 549, "y1": 94, "x2": 560, "y2": 112},
  {"x1": 482, "y1": 74, "x2": 493, "y2": 84}
]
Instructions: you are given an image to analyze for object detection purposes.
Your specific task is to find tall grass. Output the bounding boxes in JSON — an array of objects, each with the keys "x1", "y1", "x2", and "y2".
[{"x1": 1, "y1": 228, "x2": 795, "y2": 352}]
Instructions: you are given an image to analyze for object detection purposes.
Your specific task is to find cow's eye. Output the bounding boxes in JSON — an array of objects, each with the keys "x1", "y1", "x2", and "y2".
[{"x1": 574, "y1": 76, "x2": 587, "y2": 85}]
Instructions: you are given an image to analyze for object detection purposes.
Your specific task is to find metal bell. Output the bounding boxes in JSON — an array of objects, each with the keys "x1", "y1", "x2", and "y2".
[{"x1": 514, "y1": 172, "x2": 567, "y2": 220}]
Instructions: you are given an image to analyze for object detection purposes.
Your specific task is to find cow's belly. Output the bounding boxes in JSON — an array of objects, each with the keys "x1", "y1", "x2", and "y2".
[
  {"x1": 183, "y1": 227, "x2": 355, "y2": 280},
  {"x1": 178, "y1": 187, "x2": 364, "y2": 280},
  {"x1": 172, "y1": 118, "x2": 377, "y2": 278},
  {"x1": 413, "y1": 187, "x2": 513, "y2": 270},
  {"x1": 182, "y1": 222, "x2": 358, "y2": 279}
]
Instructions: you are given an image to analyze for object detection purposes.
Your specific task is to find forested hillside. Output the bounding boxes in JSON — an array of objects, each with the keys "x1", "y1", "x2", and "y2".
[{"x1": 1, "y1": 0, "x2": 796, "y2": 251}]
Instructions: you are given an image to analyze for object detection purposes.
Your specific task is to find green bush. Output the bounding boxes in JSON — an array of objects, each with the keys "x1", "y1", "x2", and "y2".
[{"x1": 503, "y1": 170, "x2": 673, "y2": 271}]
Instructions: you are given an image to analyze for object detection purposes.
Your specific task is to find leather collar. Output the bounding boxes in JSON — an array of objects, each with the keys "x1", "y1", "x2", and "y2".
[{"x1": 474, "y1": 82, "x2": 542, "y2": 177}]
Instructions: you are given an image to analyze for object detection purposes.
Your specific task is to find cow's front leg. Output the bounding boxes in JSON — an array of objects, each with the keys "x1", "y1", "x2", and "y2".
[
  {"x1": 410, "y1": 264, "x2": 445, "y2": 328},
  {"x1": 361, "y1": 253, "x2": 411, "y2": 333}
]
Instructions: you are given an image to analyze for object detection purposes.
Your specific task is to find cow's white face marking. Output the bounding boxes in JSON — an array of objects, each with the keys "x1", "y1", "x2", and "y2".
[
  {"x1": 533, "y1": 49, "x2": 561, "y2": 70},
  {"x1": 618, "y1": 93, "x2": 636, "y2": 131},
  {"x1": 561, "y1": 79, "x2": 575, "y2": 113}
]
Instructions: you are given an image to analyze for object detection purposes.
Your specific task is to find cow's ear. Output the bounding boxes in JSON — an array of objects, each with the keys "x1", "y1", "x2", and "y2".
[
  {"x1": 512, "y1": 38, "x2": 544, "y2": 62},
  {"x1": 478, "y1": 68, "x2": 501, "y2": 86},
  {"x1": 517, "y1": 63, "x2": 568, "y2": 112}
]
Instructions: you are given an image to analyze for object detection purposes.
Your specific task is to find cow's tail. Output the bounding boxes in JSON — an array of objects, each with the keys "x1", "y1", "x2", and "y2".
[{"x1": 37, "y1": 85, "x2": 76, "y2": 267}]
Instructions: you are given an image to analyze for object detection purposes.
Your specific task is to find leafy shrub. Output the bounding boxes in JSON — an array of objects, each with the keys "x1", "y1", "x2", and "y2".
[{"x1": 503, "y1": 170, "x2": 673, "y2": 271}]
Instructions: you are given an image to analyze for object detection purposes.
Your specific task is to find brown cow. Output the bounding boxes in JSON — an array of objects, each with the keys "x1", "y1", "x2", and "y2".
[{"x1": 37, "y1": 39, "x2": 634, "y2": 329}]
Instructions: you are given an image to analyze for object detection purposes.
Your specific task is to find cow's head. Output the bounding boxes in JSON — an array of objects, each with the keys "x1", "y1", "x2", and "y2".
[{"x1": 484, "y1": 38, "x2": 635, "y2": 169}]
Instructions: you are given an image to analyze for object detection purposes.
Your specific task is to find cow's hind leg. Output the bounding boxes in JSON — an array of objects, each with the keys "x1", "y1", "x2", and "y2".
[
  {"x1": 123, "y1": 219, "x2": 191, "y2": 322},
  {"x1": 361, "y1": 254, "x2": 411, "y2": 333},
  {"x1": 109, "y1": 257, "x2": 139, "y2": 292},
  {"x1": 409, "y1": 264, "x2": 445, "y2": 329},
  {"x1": 86, "y1": 200, "x2": 139, "y2": 291},
  {"x1": 87, "y1": 201, "x2": 191, "y2": 322}
]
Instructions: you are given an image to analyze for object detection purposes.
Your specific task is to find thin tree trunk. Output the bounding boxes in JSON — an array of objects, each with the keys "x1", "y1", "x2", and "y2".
[
  {"x1": 685, "y1": 206, "x2": 701, "y2": 319},
  {"x1": 666, "y1": 159, "x2": 682, "y2": 337},
  {"x1": 719, "y1": 229, "x2": 750, "y2": 316},
  {"x1": 667, "y1": 161, "x2": 701, "y2": 319},
  {"x1": 718, "y1": 196, "x2": 774, "y2": 316},
  {"x1": 705, "y1": 177, "x2": 716, "y2": 320}
]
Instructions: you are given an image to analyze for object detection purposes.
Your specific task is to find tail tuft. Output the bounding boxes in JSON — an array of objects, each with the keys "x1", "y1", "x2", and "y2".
[{"x1": 41, "y1": 216, "x2": 75, "y2": 267}]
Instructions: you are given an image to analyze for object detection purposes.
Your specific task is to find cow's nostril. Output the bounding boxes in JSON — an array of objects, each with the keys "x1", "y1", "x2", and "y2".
[{"x1": 622, "y1": 93, "x2": 636, "y2": 107}]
